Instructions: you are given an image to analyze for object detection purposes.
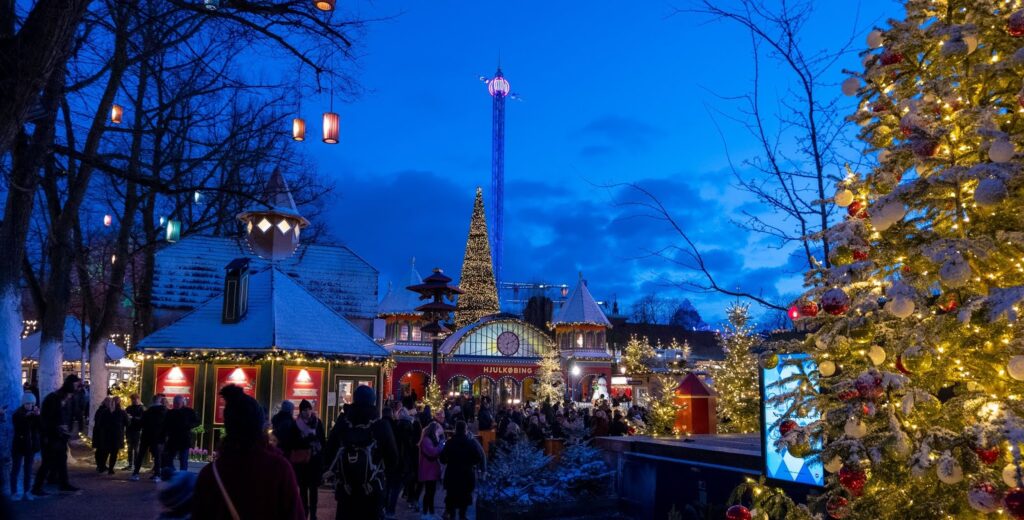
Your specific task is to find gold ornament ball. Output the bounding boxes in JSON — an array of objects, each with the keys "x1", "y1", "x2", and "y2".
[
  {"x1": 760, "y1": 352, "x2": 780, "y2": 370},
  {"x1": 825, "y1": 456, "x2": 843, "y2": 473},
  {"x1": 849, "y1": 325, "x2": 873, "y2": 344},
  {"x1": 818, "y1": 360, "x2": 837, "y2": 377},
  {"x1": 831, "y1": 245, "x2": 854, "y2": 265},
  {"x1": 1004, "y1": 464, "x2": 1023, "y2": 488},
  {"x1": 788, "y1": 441, "x2": 813, "y2": 458},
  {"x1": 868, "y1": 345, "x2": 886, "y2": 366},
  {"x1": 902, "y1": 346, "x2": 934, "y2": 373},
  {"x1": 1008, "y1": 356, "x2": 1024, "y2": 381},
  {"x1": 835, "y1": 189, "x2": 855, "y2": 207}
]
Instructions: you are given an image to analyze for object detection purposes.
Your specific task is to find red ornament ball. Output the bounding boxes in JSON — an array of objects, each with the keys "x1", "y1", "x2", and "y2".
[
  {"x1": 725, "y1": 505, "x2": 752, "y2": 520},
  {"x1": 838, "y1": 466, "x2": 867, "y2": 497},
  {"x1": 800, "y1": 300, "x2": 819, "y2": 318},
  {"x1": 856, "y1": 374, "x2": 884, "y2": 400},
  {"x1": 879, "y1": 51, "x2": 904, "y2": 66},
  {"x1": 895, "y1": 355, "x2": 912, "y2": 375},
  {"x1": 826, "y1": 496, "x2": 850, "y2": 519},
  {"x1": 779, "y1": 419, "x2": 798, "y2": 436},
  {"x1": 847, "y1": 200, "x2": 868, "y2": 218},
  {"x1": 911, "y1": 137, "x2": 940, "y2": 158},
  {"x1": 1005, "y1": 488, "x2": 1024, "y2": 519},
  {"x1": 872, "y1": 101, "x2": 889, "y2": 113},
  {"x1": 1009, "y1": 10, "x2": 1024, "y2": 37},
  {"x1": 937, "y1": 295, "x2": 959, "y2": 313},
  {"x1": 976, "y1": 446, "x2": 1000, "y2": 465},
  {"x1": 838, "y1": 389, "x2": 860, "y2": 401},
  {"x1": 821, "y1": 288, "x2": 851, "y2": 315},
  {"x1": 852, "y1": 248, "x2": 869, "y2": 261}
]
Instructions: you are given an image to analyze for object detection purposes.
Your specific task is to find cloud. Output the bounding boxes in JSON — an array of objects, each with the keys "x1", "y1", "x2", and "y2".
[{"x1": 573, "y1": 115, "x2": 666, "y2": 156}]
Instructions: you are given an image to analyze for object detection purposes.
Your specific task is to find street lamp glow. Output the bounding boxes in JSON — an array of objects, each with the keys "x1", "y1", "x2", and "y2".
[{"x1": 571, "y1": 365, "x2": 581, "y2": 376}]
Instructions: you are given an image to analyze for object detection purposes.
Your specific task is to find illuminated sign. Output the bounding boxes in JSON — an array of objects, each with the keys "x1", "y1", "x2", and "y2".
[
  {"x1": 215, "y1": 366, "x2": 258, "y2": 424},
  {"x1": 482, "y1": 366, "x2": 533, "y2": 376},
  {"x1": 154, "y1": 365, "x2": 197, "y2": 403},
  {"x1": 284, "y1": 367, "x2": 323, "y2": 417},
  {"x1": 761, "y1": 353, "x2": 824, "y2": 487}
]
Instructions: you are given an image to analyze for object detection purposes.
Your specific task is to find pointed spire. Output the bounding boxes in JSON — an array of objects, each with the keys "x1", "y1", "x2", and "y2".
[
  {"x1": 378, "y1": 257, "x2": 424, "y2": 316},
  {"x1": 264, "y1": 169, "x2": 301, "y2": 217},
  {"x1": 454, "y1": 188, "x2": 500, "y2": 328},
  {"x1": 553, "y1": 276, "x2": 611, "y2": 327}
]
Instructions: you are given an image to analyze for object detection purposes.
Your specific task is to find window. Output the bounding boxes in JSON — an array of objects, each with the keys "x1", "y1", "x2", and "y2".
[
  {"x1": 400, "y1": 323, "x2": 410, "y2": 341},
  {"x1": 449, "y1": 319, "x2": 554, "y2": 358}
]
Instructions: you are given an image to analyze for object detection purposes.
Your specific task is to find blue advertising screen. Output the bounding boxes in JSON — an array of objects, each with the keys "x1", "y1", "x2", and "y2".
[{"x1": 761, "y1": 352, "x2": 824, "y2": 487}]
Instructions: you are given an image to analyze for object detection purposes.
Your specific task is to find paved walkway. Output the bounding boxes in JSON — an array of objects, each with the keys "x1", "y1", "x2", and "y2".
[{"x1": 9, "y1": 443, "x2": 471, "y2": 520}]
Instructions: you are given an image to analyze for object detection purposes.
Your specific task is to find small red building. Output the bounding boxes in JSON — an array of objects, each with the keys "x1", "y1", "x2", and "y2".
[{"x1": 674, "y1": 372, "x2": 718, "y2": 434}]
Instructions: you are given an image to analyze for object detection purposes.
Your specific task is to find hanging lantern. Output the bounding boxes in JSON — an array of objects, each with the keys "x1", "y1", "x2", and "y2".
[
  {"x1": 165, "y1": 219, "x2": 181, "y2": 243},
  {"x1": 561, "y1": 285, "x2": 569, "y2": 298},
  {"x1": 322, "y1": 112, "x2": 339, "y2": 144},
  {"x1": 314, "y1": 0, "x2": 335, "y2": 11},
  {"x1": 110, "y1": 103, "x2": 123, "y2": 124},
  {"x1": 292, "y1": 117, "x2": 306, "y2": 142},
  {"x1": 103, "y1": 214, "x2": 113, "y2": 227},
  {"x1": 237, "y1": 170, "x2": 309, "y2": 260},
  {"x1": 204, "y1": 0, "x2": 219, "y2": 10}
]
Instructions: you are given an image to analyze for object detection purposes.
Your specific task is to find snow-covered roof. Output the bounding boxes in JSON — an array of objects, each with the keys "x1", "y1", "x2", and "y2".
[
  {"x1": 151, "y1": 235, "x2": 377, "y2": 319},
  {"x1": 22, "y1": 317, "x2": 124, "y2": 362},
  {"x1": 378, "y1": 260, "x2": 424, "y2": 316},
  {"x1": 138, "y1": 267, "x2": 387, "y2": 358},
  {"x1": 553, "y1": 277, "x2": 611, "y2": 327}
]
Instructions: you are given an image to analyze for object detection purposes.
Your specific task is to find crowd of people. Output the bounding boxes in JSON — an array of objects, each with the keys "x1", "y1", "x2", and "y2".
[{"x1": 5, "y1": 377, "x2": 645, "y2": 519}]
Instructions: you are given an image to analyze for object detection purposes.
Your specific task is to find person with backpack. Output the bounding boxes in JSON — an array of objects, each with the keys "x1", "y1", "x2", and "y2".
[
  {"x1": 325, "y1": 385, "x2": 398, "y2": 520},
  {"x1": 417, "y1": 417, "x2": 445, "y2": 519},
  {"x1": 192, "y1": 384, "x2": 304, "y2": 520},
  {"x1": 440, "y1": 421, "x2": 484, "y2": 520}
]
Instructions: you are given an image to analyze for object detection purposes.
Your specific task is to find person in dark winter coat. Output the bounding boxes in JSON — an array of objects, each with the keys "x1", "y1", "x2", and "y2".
[
  {"x1": 125, "y1": 394, "x2": 145, "y2": 470},
  {"x1": 609, "y1": 410, "x2": 628, "y2": 437},
  {"x1": 11, "y1": 392, "x2": 41, "y2": 499},
  {"x1": 440, "y1": 421, "x2": 484, "y2": 520},
  {"x1": 132, "y1": 394, "x2": 168, "y2": 481},
  {"x1": 272, "y1": 401, "x2": 300, "y2": 457},
  {"x1": 93, "y1": 397, "x2": 128, "y2": 473},
  {"x1": 477, "y1": 401, "x2": 494, "y2": 431},
  {"x1": 397, "y1": 401, "x2": 422, "y2": 513},
  {"x1": 380, "y1": 406, "x2": 403, "y2": 519},
  {"x1": 163, "y1": 395, "x2": 199, "y2": 473},
  {"x1": 32, "y1": 374, "x2": 82, "y2": 496},
  {"x1": 294, "y1": 400, "x2": 326, "y2": 520},
  {"x1": 192, "y1": 384, "x2": 304, "y2": 520},
  {"x1": 325, "y1": 385, "x2": 398, "y2": 520}
]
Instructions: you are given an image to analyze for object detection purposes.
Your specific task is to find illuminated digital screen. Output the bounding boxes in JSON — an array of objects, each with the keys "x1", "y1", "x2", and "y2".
[{"x1": 761, "y1": 352, "x2": 824, "y2": 487}]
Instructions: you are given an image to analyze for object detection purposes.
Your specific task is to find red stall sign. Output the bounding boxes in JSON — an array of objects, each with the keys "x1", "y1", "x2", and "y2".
[
  {"x1": 154, "y1": 365, "x2": 197, "y2": 404},
  {"x1": 215, "y1": 366, "x2": 259, "y2": 424},
  {"x1": 284, "y1": 367, "x2": 323, "y2": 417}
]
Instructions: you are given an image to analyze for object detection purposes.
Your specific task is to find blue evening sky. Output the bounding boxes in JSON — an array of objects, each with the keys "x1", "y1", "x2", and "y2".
[{"x1": 302, "y1": 1, "x2": 898, "y2": 325}]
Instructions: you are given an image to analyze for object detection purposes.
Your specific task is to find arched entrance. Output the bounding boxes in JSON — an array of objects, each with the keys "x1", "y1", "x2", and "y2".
[
  {"x1": 473, "y1": 375, "x2": 496, "y2": 403},
  {"x1": 400, "y1": 371, "x2": 428, "y2": 401},
  {"x1": 447, "y1": 375, "x2": 471, "y2": 397},
  {"x1": 497, "y1": 376, "x2": 520, "y2": 405}
]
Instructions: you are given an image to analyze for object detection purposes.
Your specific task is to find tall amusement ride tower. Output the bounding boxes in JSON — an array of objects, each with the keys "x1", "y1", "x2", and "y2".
[{"x1": 486, "y1": 67, "x2": 510, "y2": 286}]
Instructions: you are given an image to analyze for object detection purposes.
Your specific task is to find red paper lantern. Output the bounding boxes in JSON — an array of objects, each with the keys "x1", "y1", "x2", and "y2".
[
  {"x1": 975, "y1": 446, "x2": 1000, "y2": 465},
  {"x1": 725, "y1": 505, "x2": 752, "y2": 520},
  {"x1": 779, "y1": 419, "x2": 798, "y2": 436},
  {"x1": 826, "y1": 496, "x2": 850, "y2": 519},
  {"x1": 847, "y1": 200, "x2": 867, "y2": 218},
  {"x1": 1005, "y1": 488, "x2": 1024, "y2": 519},
  {"x1": 838, "y1": 466, "x2": 867, "y2": 497}
]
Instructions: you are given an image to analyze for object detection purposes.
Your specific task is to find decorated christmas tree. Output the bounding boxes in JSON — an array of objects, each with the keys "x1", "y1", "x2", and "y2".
[
  {"x1": 757, "y1": 4, "x2": 1024, "y2": 518},
  {"x1": 422, "y1": 374, "x2": 444, "y2": 413},
  {"x1": 621, "y1": 335, "x2": 656, "y2": 376},
  {"x1": 648, "y1": 373, "x2": 684, "y2": 436},
  {"x1": 454, "y1": 187, "x2": 500, "y2": 329},
  {"x1": 712, "y1": 303, "x2": 762, "y2": 434},
  {"x1": 534, "y1": 346, "x2": 565, "y2": 405}
]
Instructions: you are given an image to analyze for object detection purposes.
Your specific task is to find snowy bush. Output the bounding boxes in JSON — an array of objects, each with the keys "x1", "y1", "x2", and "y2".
[{"x1": 479, "y1": 439, "x2": 614, "y2": 508}]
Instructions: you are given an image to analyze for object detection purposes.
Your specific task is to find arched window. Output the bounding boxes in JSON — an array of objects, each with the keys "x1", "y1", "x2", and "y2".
[
  {"x1": 444, "y1": 318, "x2": 555, "y2": 357},
  {"x1": 400, "y1": 322, "x2": 410, "y2": 341}
]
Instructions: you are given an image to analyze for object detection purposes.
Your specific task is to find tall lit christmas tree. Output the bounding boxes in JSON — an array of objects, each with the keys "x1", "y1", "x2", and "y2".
[
  {"x1": 454, "y1": 187, "x2": 500, "y2": 329},
  {"x1": 713, "y1": 303, "x2": 761, "y2": 434},
  {"x1": 759, "y1": 3, "x2": 1024, "y2": 518},
  {"x1": 534, "y1": 347, "x2": 565, "y2": 404},
  {"x1": 621, "y1": 335, "x2": 656, "y2": 376}
]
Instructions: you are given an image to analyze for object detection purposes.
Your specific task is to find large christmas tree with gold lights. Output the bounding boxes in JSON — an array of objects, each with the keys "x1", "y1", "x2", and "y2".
[
  {"x1": 713, "y1": 303, "x2": 761, "y2": 434},
  {"x1": 454, "y1": 187, "x2": 500, "y2": 329},
  {"x1": 752, "y1": 3, "x2": 1024, "y2": 518}
]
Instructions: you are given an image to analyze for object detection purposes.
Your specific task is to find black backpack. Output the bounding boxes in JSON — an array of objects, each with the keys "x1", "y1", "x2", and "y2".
[{"x1": 331, "y1": 419, "x2": 384, "y2": 497}]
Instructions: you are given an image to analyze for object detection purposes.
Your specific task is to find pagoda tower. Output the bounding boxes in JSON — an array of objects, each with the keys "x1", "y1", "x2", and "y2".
[
  {"x1": 552, "y1": 273, "x2": 612, "y2": 356},
  {"x1": 454, "y1": 187, "x2": 500, "y2": 329}
]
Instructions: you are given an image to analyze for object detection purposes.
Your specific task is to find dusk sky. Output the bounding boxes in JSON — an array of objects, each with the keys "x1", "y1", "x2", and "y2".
[{"x1": 300, "y1": 1, "x2": 898, "y2": 325}]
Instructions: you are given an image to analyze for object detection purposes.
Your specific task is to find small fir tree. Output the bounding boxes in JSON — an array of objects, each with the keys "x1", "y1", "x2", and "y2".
[
  {"x1": 712, "y1": 303, "x2": 761, "y2": 433},
  {"x1": 621, "y1": 335, "x2": 656, "y2": 375},
  {"x1": 454, "y1": 187, "x2": 500, "y2": 329},
  {"x1": 647, "y1": 374, "x2": 683, "y2": 436},
  {"x1": 533, "y1": 347, "x2": 564, "y2": 404},
  {"x1": 421, "y1": 374, "x2": 444, "y2": 412}
]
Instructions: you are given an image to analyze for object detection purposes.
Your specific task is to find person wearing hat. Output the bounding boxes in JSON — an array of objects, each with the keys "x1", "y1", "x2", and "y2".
[
  {"x1": 325, "y1": 384, "x2": 398, "y2": 520},
  {"x1": 293, "y1": 399, "x2": 325, "y2": 520},
  {"x1": 192, "y1": 384, "x2": 304, "y2": 520},
  {"x1": 10, "y1": 392, "x2": 41, "y2": 500},
  {"x1": 32, "y1": 374, "x2": 82, "y2": 496}
]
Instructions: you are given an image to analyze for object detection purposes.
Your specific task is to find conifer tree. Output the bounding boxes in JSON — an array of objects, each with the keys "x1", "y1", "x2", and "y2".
[
  {"x1": 762, "y1": 4, "x2": 1024, "y2": 518},
  {"x1": 621, "y1": 335, "x2": 656, "y2": 376},
  {"x1": 454, "y1": 187, "x2": 500, "y2": 329},
  {"x1": 422, "y1": 374, "x2": 444, "y2": 413},
  {"x1": 648, "y1": 373, "x2": 683, "y2": 436},
  {"x1": 534, "y1": 347, "x2": 565, "y2": 404},
  {"x1": 713, "y1": 303, "x2": 761, "y2": 434}
]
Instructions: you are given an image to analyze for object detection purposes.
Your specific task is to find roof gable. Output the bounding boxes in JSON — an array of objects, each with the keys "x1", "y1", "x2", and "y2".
[
  {"x1": 553, "y1": 278, "x2": 611, "y2": 327},
  {"x1": 378, "y1": 260, "x2": 424, "y2": 315}
]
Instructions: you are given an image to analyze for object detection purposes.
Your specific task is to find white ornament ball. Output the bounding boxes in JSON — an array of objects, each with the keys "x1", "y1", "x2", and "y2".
[
  {"x1": 941, "y1": 37, "x2": 969, "y2": 57},
  {"x1": 975, "y1": 178, "x2": 1008, "y2": 208},
  {"x1": 819, "y1": 360, "x2": 837, "y2": 377},
  {"x1": 964, "y1": 34, "x2": 979, "y2": 54},
  {"x1": 937, "y1": 458, "x2": 964, "y2": 484},
  {"x1": 885, "y1": 297, "x2": 915, "y2": 319},
  {"x1": 841, "y1": 77, "x2": 860, "y2": 97},
  {"x1": 939, "y1": 258, "x2": 972, "y2": 288},
  {"x1": 844, "y1": 417, "x2": 868, "y2": 439},
  {"x1": 868, "y1": 345, "x2": 886, "y2": 366},
  {"x1": 825, "y1": 456, "x2": 843, "y2": 473},
  {"x1": 1008, "y1": 355, "x2": 1024, "y2": 381},
  {"x1": 834, "y1": 189, "x2": 855, "y2": 207},
  {"x1": 1004, "y1": 464, "x2": 1023, "y2": 487},
  {"x1": 878, "y1": 149, "x2": 891, "y2": 163},
  {"x1": 871, "y1": 201, "x2": 906, "y2": 231},
  {"x1": 867, "y1": 30, "x2": 884, "y2": 49},
  {"x1": 989, "y1": 139, "x2": 1015, "y2": 163}
]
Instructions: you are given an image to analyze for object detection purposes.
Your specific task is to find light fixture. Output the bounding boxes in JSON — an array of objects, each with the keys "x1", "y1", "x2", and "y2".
[
  {"x1": 314, "y1": 0, "x2": 335, "y2": 11},
  {"x1": 204, "y1": 0, "x2": 219, "y2": 10},
  {"x1": 322, "y1": 112, "x2": 339, "y2": 144},
  {"x1": 292, "y1": 117, "x2": 306, "y2": 141},
  {"x1": 257, "y1": 218, "x2": 272, "y2": 232},
  {"x1": 103, "y1": 214, "x2": 112, "y2": 227},
  {"x1": 165, "y1": 219, "x2": 181, "y2": 242},
  {"x1": 571, "y1": 365, "x2": 581, "y2": 376},
  {"x1": 110, "y1": 103, "x2": 123, "y2": 124}
]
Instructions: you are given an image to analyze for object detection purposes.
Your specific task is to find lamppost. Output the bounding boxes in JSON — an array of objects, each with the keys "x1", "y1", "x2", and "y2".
[
  {"x1": 571, "y1": 364, "x2": 581, "y2": 403},
  {"x1": 407, "y1": 268, "x2": 463, "y2": 378}
]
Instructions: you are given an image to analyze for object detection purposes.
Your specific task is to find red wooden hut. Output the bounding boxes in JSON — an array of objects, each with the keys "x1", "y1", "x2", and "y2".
[{"x1": 673, "y1": 373, "x2": 718, "y2": 434}]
